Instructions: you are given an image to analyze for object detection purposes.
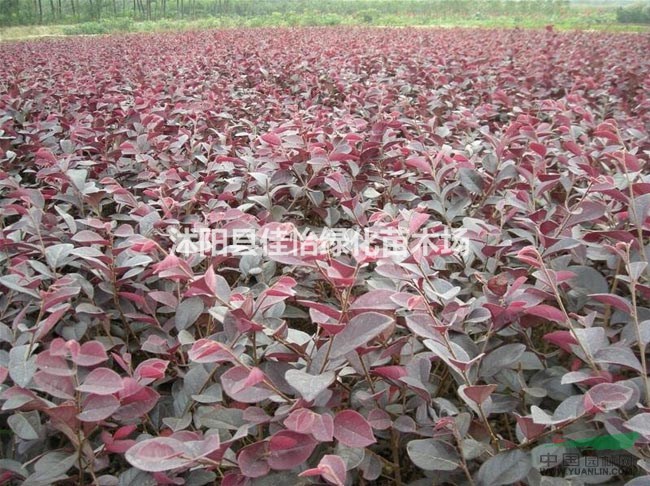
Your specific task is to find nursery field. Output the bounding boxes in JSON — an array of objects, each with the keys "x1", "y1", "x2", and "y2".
[{"x1": 0, "y1": 28, "x2": 649, "y2": 485}]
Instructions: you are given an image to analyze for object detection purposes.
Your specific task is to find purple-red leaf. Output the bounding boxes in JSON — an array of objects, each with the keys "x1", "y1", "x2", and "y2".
[
  {"x1": 330, "y1": 312, "x2": 394, "y2": 359},
  {"x1": 33, "y1": 371, "x2": 75, "y2": 399},
  {"x1": 221, "y1": 365, "x2": 274, "y2": 403},
  {"x1": 333, "y1": 410, "x2": 376, "y2": 448},
  {"x1": 70, "y1": 341, "x2": 108, "y2": 367},
  {"x1": 589, "y1": 293, "x2": 633, "y2": 314},
  {"x1": 188, "y1": 339, "x2": 233, "y2": 364},
  {"x1": 238, "y1": 441, "x2": 270, "y2": 478},
  {"x1": 125, "y1": 437, "x2": 191, "y2": 472},
  {"x1": 524, "y1": 305, "x2": 566, "y2": 323},
  {"x1": 267, "y1": 431, "x2": 318, "y2": 470},
  {"x1": 462, "y1": 384, "x2": 497, "y2": 405},
  {"x1": 77, "y1": 368, "x2": 123, "y2": 395},
  {"x1": 584, "y1": 383, "x2": 634, "y2": 413},
  {"x1": 113, "y1": 384, "x2": 159, "y2": 421},
  {"x1": 134, "y1": 358, "x2": 169, "y2": 384},
  {"x1": 78, "y1": 394, "x2": 120, "y2": 422},
  {"x1": 299, "y1": 454, "x2": 347, "y2": 486}
]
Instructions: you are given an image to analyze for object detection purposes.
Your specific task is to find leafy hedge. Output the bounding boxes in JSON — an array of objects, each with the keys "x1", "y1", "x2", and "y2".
[{"x1": 0, "y1": 27, "x2": 649, "y2": 485}]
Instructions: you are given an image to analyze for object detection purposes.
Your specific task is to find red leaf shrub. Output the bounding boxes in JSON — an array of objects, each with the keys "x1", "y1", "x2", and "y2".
[{"x1": 0, "y1": 26, "x2": 649, "y2": 484}]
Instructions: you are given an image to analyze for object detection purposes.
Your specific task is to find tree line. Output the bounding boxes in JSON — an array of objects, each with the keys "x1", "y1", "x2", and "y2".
[
  {"x1": 0, "y1": 0, "x2": 571, "y2": 27},
  {"x1": 0, "y1": 0, "x2": 235, "y2": 24}
]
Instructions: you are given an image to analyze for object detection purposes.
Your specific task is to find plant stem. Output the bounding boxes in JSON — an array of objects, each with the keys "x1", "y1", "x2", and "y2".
[
  {"x1": 390, "y1": 427, "x2": 403, "y2": 486},
  {"x1": 627, "y1": 261, "x2": 650, "y2": 406}
]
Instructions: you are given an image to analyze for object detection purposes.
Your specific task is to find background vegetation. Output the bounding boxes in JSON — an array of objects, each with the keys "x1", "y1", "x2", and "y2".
[
  {"x1": 616, "y1": 2, "x2": 650, "y2": 22},
  {"x1": 0, "y1": 0, "x2": 648, "y2": 38},
  {"x1": 0, "y1": 0, "x2": 571, "y2": 25}
]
